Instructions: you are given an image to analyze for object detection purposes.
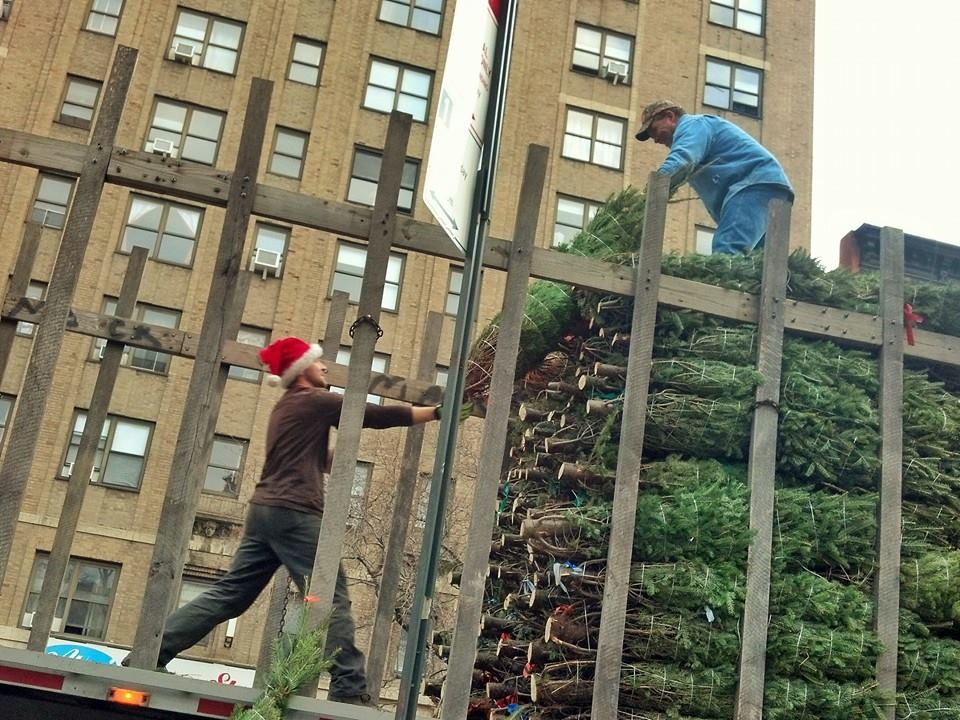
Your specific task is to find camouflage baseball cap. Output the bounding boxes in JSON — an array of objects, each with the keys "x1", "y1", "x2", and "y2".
[{"x1": 634, "y1": 100, "x2": 683, "y2": 141}]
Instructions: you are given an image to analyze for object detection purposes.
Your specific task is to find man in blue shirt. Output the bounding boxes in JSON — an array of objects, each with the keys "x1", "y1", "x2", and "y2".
[{"x1": 635, "y1": 100, "x2": 793, "y2": 254}]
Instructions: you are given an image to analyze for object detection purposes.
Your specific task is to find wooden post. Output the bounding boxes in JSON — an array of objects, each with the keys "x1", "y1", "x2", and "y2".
[
  {"x1": 27, "y1": 247, "x2": 148, "y2": 650},
  {"x1": 365, "y1": 311, "x2": 443, "y2": 696},
  {"x1": 0, "y1": 223, "x2": 41, "y2": 384},
  {"x1": 253, "y1": 290, "x2": 351, "y2": 685},
  {"x1": 874, "y1": 226, "x2": 904, "y2": 720},
  {"x1": 733, "y1": 199, "x2": 792, "y2": 720},
  {"x1": 590, "y1": 172, "x2": 669, "y2": 720},
  {"x1": 439, "y1": 144, "x2": 548, "y2": 720},
  {"x1": 0, "y1": 46, "x2": 137, "y2": 585},
  {"x1": 128, "y1": 78, "x2": 271, "y2": 668},
  {"x1": 303, "y1": 110, "x2": 412, "y2": 692}
]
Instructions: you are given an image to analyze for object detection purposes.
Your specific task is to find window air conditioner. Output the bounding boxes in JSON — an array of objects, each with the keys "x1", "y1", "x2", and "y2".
[
  {"x1": 39, "y1": 208, "x2": 66, "y2": 228},
  {"x1": 250, "y1": 247, "x2": 283, "y2": 279},
  {"x1": 148, "y1": 138, "x2": 177, "y2": 157},
  {"x1": 601, "y1": 61, "x2": 628, "y2": 84},
  {"x1": 172, "y1": 42, "x2": 198, "y2": 64}
]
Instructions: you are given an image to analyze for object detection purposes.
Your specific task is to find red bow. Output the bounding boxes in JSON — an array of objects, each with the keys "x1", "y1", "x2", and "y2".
[{"x1": 903, "y1": 303, "x2": 924, "y2": 346}]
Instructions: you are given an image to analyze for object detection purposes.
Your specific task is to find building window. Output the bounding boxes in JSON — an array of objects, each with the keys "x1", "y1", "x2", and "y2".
[
  {"x1": 169, "y1": 7, "x2": 244, "y2": 75},
  {"x1": 203, "y1": 435, "x2": 246, "y2": 497},
  {"x1": 146, "y1": 98, "x2": 226, "y2": 165},
  {"x1": 229, "y1": 326, "x2": 269, "y2": 382},
  {"x1": 85, "y1": 0, "x2": 123, "y2": 36},
  {"x1": 15, "y1": 281, "x2": 46, "y2": 337},
  {"x1": 331, "y1": 348, "x2": 390, "y2": 405},
  {"x1": 554, "y1": 195, "x2": 602, "y2": 247},
  {"x1": 288, "y1": 37, "x2": 325, "y2": 86},
  {"x1": 21, "y1": 553, "x2": 120, "y2": 639},
  {"x1": 177, "y1": 578, "x2": 213, "y2": 645},
  {"x1": 120, "y1": 194, "x2": 203, "y2": 266},
  {"x1": 364, "y1": 59, "x2": 432, "y2": 122},
  {"x1": 435, "y1": 366, "x2": 448, "y2": 389},
  {"x1": 269, "y1": 127, "x2": 309, "y2": 179},
  {"x1": 562, "y1": 108, "x2": 625, "y2": 170},
  {"x1": 415, "y1": 474, "x2": 431, "y2": 529},
  {"x1": 0, "y1": 394, "x2": 13, "y2": 447},
  {"x1": 31, "y1": 175, "x2": 74, "y2": 229},
  {"x1": 445, "y1": 266, "x2": 462, "y2": 316},
  {"x1": 379, "y1": 0, "x2": 443, "y2": 35},
  {"x1": 395, "y1": 628, "x2": 407, "y2": 674},
  {"x1": 60, "y1": 410, "x2": 153, "y2": 490},
  {"x1": 348, "y1": 461, "x2": 373, "y2": 526},
  {"x1": 695, "y1": 225, "x2": 715, "y2": 255},
  {"x1": 250, "y1": 223, "x2": 288, "y2": 279},
  {"x1": 704, "y1": 57, "x2": 762, "y2": 117},
  {"x1": 331, "y1": 241, "x2": 404, "y2": 311},
  {"x1": 93, "y1": 300, "x2": 180, "y2": 375},
  {"x1": 572, "y1": 24, "x2": 632, "y2": 82},
  {"x1": 347, "y1": 147, "x2": 419, "y2": 213},
  {"x1": 1, "y1": 0, "x2": 12, "y2": 21},
  {"x1": 58, "y1": 76, "x2": 102, "y2": 129},
  {"x1": 709, "y1": 0, "x2": 763, "y2": 35}
]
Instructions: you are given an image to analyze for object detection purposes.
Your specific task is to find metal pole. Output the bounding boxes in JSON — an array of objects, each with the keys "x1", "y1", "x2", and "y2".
[{"x1": 396, "y1": 0, "x2": 518, "y2": 716}]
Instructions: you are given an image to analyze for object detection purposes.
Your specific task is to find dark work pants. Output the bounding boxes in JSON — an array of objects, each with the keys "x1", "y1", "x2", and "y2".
[{"x1": 157, "y1": 503, "x2": 367, "y2": 698}]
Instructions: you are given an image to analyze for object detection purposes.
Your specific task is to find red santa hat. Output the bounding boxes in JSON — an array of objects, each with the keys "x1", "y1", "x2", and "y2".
[{"x1": 258, "y1": 336, "x2": 322, "y2": 388}]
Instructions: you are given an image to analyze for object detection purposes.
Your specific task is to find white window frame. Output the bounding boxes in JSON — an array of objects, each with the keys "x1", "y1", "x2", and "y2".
[
  {"x1": 269, "y1": 127, "x2": 309, "y2": 179},
  {"x1": 60, "y1": 410, "x2": 153, "y2": 491},
  {"x1": 93, "y1": 299, "x2": 180, "y2": 375},
  {"x1": 169, "y1": 7, "x2": 245, "y2": 75},
  {"x1": 347, "y1": 147, "x2": 419, "y2": 213},
  {"x1": 84, "y1": 0, "x2": 123, "y2": 36},
  {"x1": 145, "y1": 98, "x2": 226, "y2": 165},
  {"x1": 695, "y1": 225, "x2": 716, "y2": 255},
  {"x1": 347, "y1": 461, "x2": 373, "y2": 526},
  {"x1": 704, "y1": 57, "x2": 763, "y2": 117},
  {"x1": 59, "y1": 76, "x2": 102, "y2": 129},
  {"x1": 562, "y1": 107, "x2": 626, "y2": 170},
  {"x1": 709, "y1": 0, "x2": 763, "y2": 36},
  {"x1": 15, "y1": 281, "x2": 46, "y2": 337},
  {"x1": 250, "y1": 223, "x2": 289, "y2": 279},
  {"x1": 203, "y1": 435, "x2": 246, "y2": 497},
  {"x1": 572, "y1": 24, "x2": 633, "y2": 83},
  {"x1": 553, "y1": 195, "x2": 602, "y2": 247},
  {"x1": 21, "y1": 553, "x2": 120, "y2": 639},
  {"x1": 434, "y1": 365, "x2": 448, "y2": 389},
  {"x1": 330, "y1": 241, "x2": 405, "y2": 312},
  {"x1": 363, "y1": 58, "x2": 433, "y2": 122},
  {"x1": 330, "y1": 348, "x2": 391, "y2": 405},
  {"x1": 288, "y1": 37, "x2": 325, "y2": 86},
  {"x1": 31, "y1": 174, "x2": 75, "y2": 230},
  {"x1": 445, "y1": 266, "x2": 462, "y2": 316},
  {"x1": 229, "y1": 326, "x2": 269, "y2": 382},
  {"x1": 0, "y1": 393, "x2": 14, "y2": 449},
  {"x1": 378, "y1": 0, "x2": 443, "y2": 35},
  {"x1": 120, "y1": 194, "x2": 203, "y2": 266}
]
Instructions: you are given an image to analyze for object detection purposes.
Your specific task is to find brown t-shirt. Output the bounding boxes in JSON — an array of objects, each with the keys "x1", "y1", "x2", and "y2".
[{"x1": 250, "y1": 385, "x2": 413, "y2": 514}]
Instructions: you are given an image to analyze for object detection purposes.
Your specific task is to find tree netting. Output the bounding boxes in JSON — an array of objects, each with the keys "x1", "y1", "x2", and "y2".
[{"x1": 451, "y1": 188, "x2": 960, "y2": 719}]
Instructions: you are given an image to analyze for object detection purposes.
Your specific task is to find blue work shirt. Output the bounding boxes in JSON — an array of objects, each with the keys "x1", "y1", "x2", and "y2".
[{"x1": 657, "y1": 114, "x2": 793, "y2": 223}]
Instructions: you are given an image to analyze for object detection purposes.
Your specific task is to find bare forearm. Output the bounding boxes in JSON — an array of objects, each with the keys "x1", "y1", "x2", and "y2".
[{"x1": 410, "y1": 405, "x2": 440, "y2": 425}]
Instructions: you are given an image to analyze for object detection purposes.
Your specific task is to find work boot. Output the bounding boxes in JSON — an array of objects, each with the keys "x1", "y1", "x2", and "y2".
[{"x1": 328, "y1": 692, "x2": 376, "y2": 708}]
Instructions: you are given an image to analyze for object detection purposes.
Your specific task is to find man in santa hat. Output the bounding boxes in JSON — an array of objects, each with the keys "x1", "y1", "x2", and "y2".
[{"x1": 144, "y1": 336, "x2": 443, "y2": 706}]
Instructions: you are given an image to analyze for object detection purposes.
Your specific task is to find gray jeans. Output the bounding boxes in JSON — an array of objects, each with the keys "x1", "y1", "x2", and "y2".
[{"x1": 158, "y1": 503, "x2": 367, "y2": 698}]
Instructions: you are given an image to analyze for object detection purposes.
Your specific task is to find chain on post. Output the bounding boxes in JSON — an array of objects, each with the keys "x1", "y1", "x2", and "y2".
[{"x1": 348, "y1": 315, "x2": 384, "y2": 340}]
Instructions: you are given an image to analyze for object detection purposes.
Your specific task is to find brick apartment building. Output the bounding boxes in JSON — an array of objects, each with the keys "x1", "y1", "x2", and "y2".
[{"x1": 0, "y1": 0, "x2": 813, "y2": 695}]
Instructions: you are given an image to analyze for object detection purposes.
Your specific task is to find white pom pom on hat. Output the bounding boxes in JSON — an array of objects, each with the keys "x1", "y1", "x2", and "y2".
[{"x1": 258, "y1": 336, "x2": 323, "y2": 388}]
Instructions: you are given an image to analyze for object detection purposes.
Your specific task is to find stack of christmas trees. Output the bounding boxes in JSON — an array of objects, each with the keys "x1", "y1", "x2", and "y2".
[{"x1": 453, "y1": 190, "x2": 960, "y2": 719}]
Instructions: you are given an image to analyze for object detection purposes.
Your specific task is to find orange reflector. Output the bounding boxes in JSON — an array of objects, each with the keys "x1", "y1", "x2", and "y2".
[{"x1": 108, "y1": 687, "x2": 150, "y2": 706}]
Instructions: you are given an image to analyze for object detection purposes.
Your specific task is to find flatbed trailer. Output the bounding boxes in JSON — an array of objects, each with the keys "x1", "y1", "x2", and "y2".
[{"x1": 0, "y1": 646, "x2": 394, "y2": 720}]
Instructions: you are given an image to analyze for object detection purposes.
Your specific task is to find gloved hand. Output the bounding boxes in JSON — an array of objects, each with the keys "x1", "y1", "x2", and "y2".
[{"x1": 435, "y1": 402, "x2": 474, "y2": 423}]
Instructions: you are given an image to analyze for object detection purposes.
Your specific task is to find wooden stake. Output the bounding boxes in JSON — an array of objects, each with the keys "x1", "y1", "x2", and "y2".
[{"x1": 0, "y1": 223, "x2": 41, "y2": 385}]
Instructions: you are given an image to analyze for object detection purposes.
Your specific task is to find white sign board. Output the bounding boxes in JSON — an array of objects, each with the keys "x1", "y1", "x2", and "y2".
[
  {"x1": 44, "y1": 638, "x2": 256, "y2": 687},
  {"x1": 423, "y1": 0, "x2": 502, "y2": 253}
]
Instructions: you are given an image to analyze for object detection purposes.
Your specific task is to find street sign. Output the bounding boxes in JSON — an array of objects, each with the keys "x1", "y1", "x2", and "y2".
[{"x1": 423, "y1": 0, "x2": 502, "y2": 253}]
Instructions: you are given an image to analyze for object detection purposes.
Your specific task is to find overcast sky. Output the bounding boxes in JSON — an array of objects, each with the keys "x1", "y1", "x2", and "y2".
[{"x1": 811, "y1": 2, "x2": 960, "y2": 266}]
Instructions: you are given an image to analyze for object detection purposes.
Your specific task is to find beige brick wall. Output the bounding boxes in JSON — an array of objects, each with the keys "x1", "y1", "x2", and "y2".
[{"x1": 0, "y1": 0, "x2": 813, "y2": 691}]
